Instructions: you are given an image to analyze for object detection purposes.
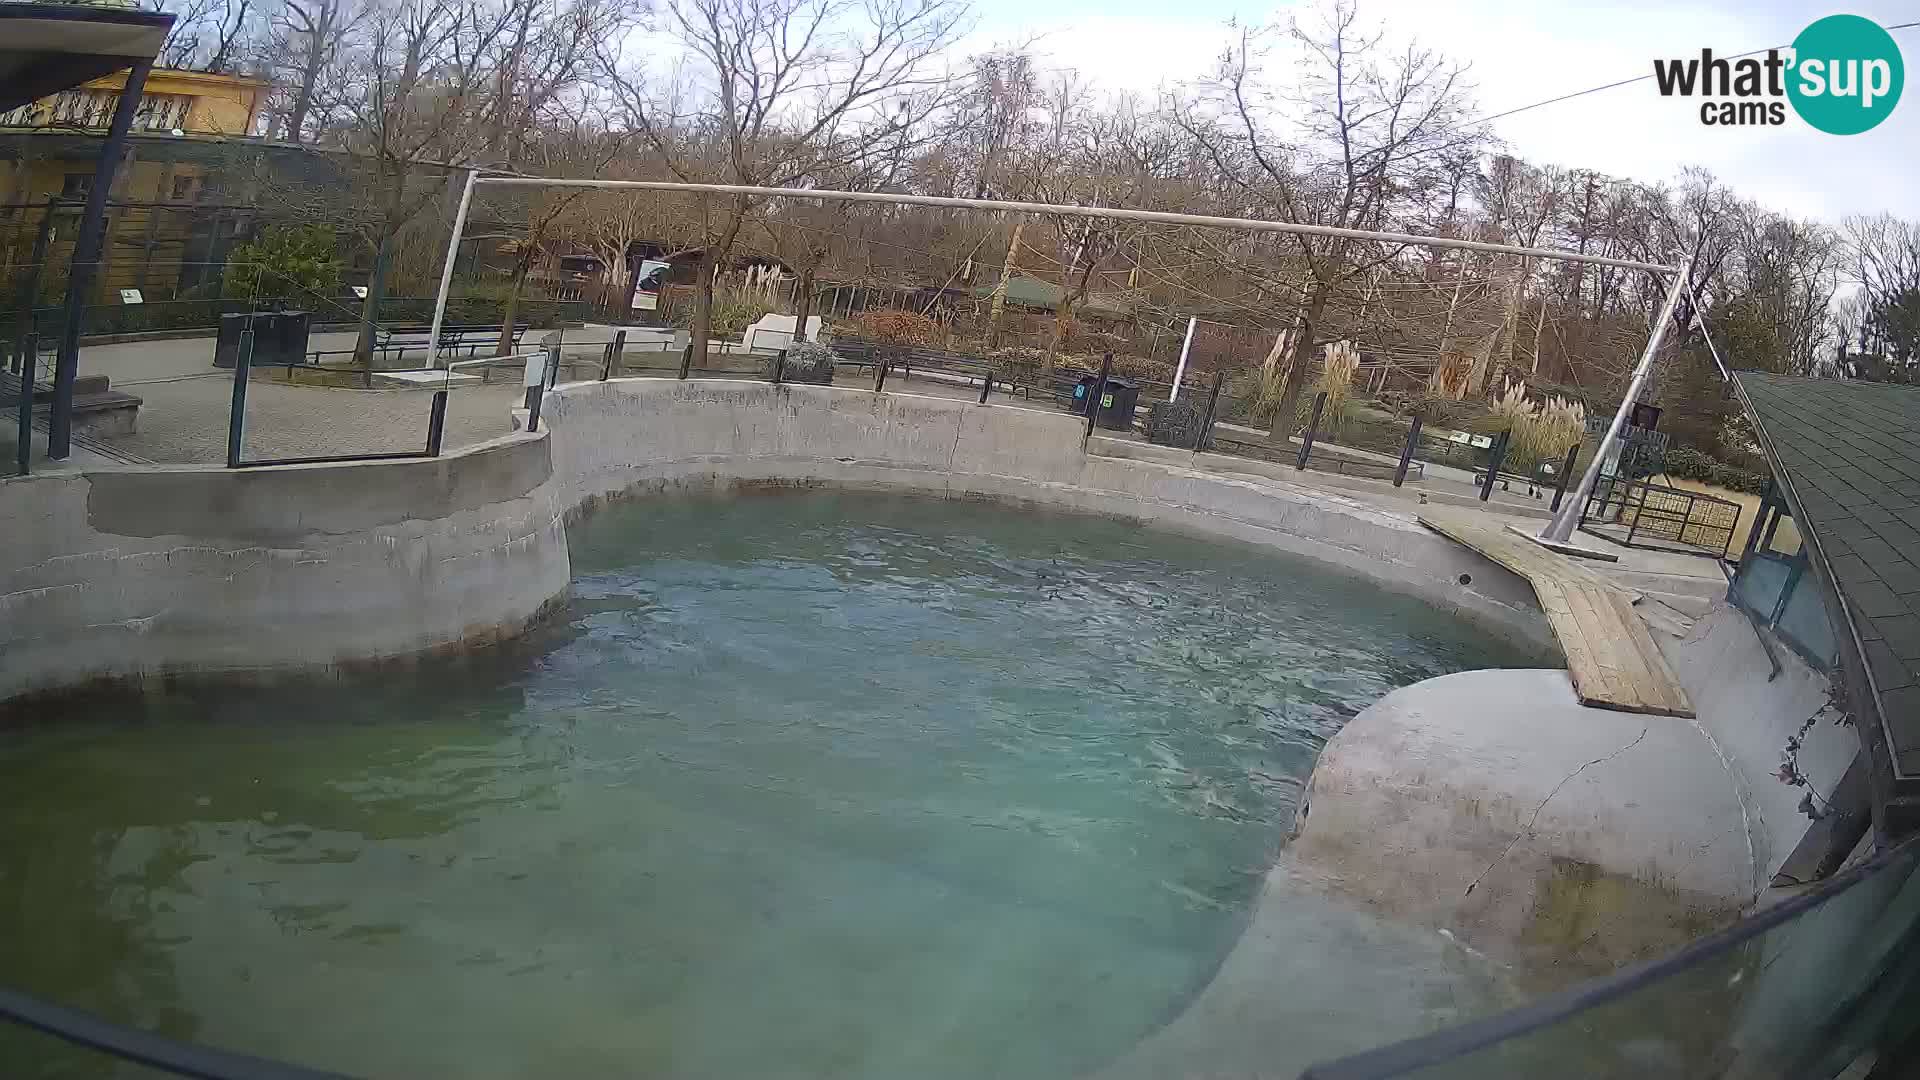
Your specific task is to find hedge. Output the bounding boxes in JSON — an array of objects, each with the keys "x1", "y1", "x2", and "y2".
[{"x1": 1658, "y1": 445, "x2": 1770, "y2": 495}]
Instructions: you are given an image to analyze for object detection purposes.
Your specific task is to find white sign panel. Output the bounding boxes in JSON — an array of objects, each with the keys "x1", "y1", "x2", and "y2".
[
  {"x1": 118, "y1": 288, "x2": 143, "y2": 305},
  {"x1": 630, "y1": 259, "x2": 671, "y2": 311}
]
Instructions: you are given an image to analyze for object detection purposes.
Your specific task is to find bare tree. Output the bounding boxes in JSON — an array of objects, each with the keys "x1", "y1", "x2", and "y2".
[
  {"x1": 601, "y1": 0, "x2": 970, "y2": 367},
  {"x1": 308, "y1": 0, "x2": 511, "y2": 375},
  {"x1": 153, "y1": 0, "x2": 260, "y2": 72},
  {"x1": 264, "y1": 0, "x2": 364, "y2": 142},
  {"x1": 1176, "y1": 0, "x2": 1485, "y2": 436}
]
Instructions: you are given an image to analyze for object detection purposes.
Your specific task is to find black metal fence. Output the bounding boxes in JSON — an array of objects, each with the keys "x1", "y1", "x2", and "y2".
[{"x1": 1580, "y1": 477, "x2": 1744, "y2": 560}]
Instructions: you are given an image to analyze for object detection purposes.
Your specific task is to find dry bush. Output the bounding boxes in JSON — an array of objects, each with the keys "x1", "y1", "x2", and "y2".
[
  {"x1": 848, "y1": 308, "x2": 940, "y2": 345},
  {"x1": 1296, "y1": 340, "x2": 1361, "y2": 434},
  {"x1": 1483, "y1": 379, "x2": 1587, "y2": 469}
]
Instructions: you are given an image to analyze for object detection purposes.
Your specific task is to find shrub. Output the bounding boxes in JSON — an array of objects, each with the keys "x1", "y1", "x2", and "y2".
[
  {"x1": 671, "y1": 287, "x2": 780, "y2": 338},
  {"x1": 1658, "y1": 445, "x2": 1770, "y2": 494},
  {"x1": 770, "y1": 340, "x2": 836, "y2": 384},
  {"x1": 1479, "y1": 379, "x2": 1587, "y2": 470},
  {"x1": 1296, "y1": 340, "x2": 1361, "y2": 436},
  {"x1": 223, "y1": 225, "x2": 342, "y2": 303},
  {"x1": 848, "y1": 308, "x2": 938, "y2": 345}
]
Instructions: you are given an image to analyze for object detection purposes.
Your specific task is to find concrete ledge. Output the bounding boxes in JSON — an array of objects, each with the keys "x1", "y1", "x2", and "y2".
[
  {"x1": 540, "y1": 378, "x2": 1559, "y2": 652},
  {"x1": 0, "y1": 432, "x2": 570, "y2": 703},
  {"x1": 1289, "y1": 668, "x2": 1751, "y2": 989}
]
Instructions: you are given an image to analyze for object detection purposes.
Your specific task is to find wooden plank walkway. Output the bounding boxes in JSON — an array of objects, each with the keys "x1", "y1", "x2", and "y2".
[{"x1": 1418, "y1": 511, "x2": 1695, "y2": 718}]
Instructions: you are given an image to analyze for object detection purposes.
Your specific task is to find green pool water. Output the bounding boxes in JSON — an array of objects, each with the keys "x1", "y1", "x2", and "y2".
[{"x1": 1, "y1": 492, "x2": 1535, "y2": 1079}]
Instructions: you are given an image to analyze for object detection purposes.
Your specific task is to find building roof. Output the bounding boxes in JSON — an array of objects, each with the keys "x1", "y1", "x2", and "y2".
[
  {"x1": 0, "y1": 2, "x2": 171, "y2": 113},
  {"x1": 1736, "y1": 372, "x2": 1920, "y2": 787}
]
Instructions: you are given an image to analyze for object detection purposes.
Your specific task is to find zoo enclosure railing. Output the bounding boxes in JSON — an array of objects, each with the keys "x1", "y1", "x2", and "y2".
[{"x1": 1578, "y1": 475, "x2": 1745, "y2": 560}]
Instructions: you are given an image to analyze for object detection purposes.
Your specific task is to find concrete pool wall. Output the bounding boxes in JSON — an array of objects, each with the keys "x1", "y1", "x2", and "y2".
[
  {"x1": 541, "y1": 378, "x2": 1554, "y2": 649},
  {"x1": 0, "y1": 378, "x2": 1549, "y2": 702},
  {"x1": 0, "y1": 433, "x2": 569, "y2": 703}
]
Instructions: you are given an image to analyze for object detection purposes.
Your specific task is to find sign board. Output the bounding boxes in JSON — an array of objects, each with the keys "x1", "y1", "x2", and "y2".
[
  {"x1": 118, "y1": 288, "x2": 143, "y2": 305},
  {"x1": 351, "y1": 285, "x2": 370, "y2": 299},
  {"x1": 630, "y1": 259, "x2": 671, "y2": 311},
  {"x1": 1444, "y1": 430, "x2": 1494, "y2": 449}
]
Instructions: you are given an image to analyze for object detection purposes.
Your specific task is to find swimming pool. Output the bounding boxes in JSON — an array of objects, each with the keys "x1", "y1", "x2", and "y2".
[{"x1": 0, "y1": 491, "x2": 1536, "y2": 1078}]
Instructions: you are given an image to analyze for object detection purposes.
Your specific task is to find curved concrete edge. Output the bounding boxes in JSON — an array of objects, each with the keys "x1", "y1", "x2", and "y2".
[
  {"x1": 541, "y1": 378, "x2": 1560, "y2": 655},
  {"x1": 0, "y1": 431, "x2": 571, "y2": 703},
  {"x1": 1287, "y1": 667, "x2": 1757, "y2": 990}
]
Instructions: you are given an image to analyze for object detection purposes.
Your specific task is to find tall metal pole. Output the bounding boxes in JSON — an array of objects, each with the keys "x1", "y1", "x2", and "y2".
[
  {"x1": 1540, "y1": 268, "x2": 1693, "y2": 543},
  {"x1": 50, "y1": 59, "x2": 150, "y2": 460},
  {"x1": 1170, "y1": 316, "x2": 1197, "y2": 402},
  {"x1": 476, "y1": 178, "x2": 1675, "y2": 274},
  {"x1": 427, "y1": 168, "x2": 479, "y2": 371}
]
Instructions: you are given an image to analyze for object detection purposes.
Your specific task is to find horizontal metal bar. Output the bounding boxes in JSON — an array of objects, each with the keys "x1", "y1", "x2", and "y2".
[
  {"x1": 474, "y1": 177, "x2": 1681, "y2": 275},
  {"x1": 0, "y1": 985, "x2": 351, "y2": 1080},
  {"x1": 235, "y1": 450, "x2": 434, "y2": 468}
]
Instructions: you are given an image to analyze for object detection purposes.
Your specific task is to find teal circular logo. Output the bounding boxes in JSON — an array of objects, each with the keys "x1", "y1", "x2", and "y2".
[{"x1": 1787, "y1": 15, "x2": 1904, "y2": 135}]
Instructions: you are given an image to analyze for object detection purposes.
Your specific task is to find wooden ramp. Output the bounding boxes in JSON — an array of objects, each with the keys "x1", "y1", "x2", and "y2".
[{"x1": 1419, "y1": 511, "x2": 1695, "y2": 718}]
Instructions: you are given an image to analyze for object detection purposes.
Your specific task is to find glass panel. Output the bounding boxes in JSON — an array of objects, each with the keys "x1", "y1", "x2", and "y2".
[
  {"x1": 1776, "y1": 567, "x2": 1838, "y2": 669},
  {"x1": 1729, "y1": 552, "x2": 1790, "y2": 621},
  {"x1": 1302, "y1": 838, "x2": 1920, "y2": 1080}
]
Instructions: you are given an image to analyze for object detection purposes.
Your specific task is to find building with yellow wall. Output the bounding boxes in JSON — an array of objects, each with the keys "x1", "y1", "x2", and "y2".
[{"x1": 0, "y1": 68, "x2": 269, "y2": 302}]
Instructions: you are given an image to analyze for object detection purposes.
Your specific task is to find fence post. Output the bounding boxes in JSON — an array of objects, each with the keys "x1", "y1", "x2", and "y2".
[
  {"x1": 1549, "y1": 442, "x2": 1581, "y2": 512},
  {"x1": 873, "y1": 356, "x2": 889, "y2": 393},
  {"x1": 1196, "y1": 371, "x2": 1223, "y2": 451},
  {"x1": 1480, "y1": 429, "x2": 1510, "y2": 501},
  {"x1": 225, "y1": 329, "x2": 253, "y2": 468},
  {"x1": 677, "y1": 334, "x2": 694, "y2": 380},
  {"x1": 426, "y1": 389, "x2": 448, "y2": 456},
  {"x1": 1393, "y1": 414, "x2": 1423, "y2": 487},
  {"x1": 14, "y1": 332, "x2": 35, "y2": 475},
  {"x1": 978, "y1": 367, "x2": 993, "y2": 404},
  {"x1": 1085, "y1": 352, "x2": 1114, "y2": 439},
  {"x1": 1296, "y1": 391, "x2": 1328, "y2": 470},
  {"x1": 602, "y1": 329, "x2": 625, "y2": 381},
  {"x1": 14, "y1": 198, "x2": 57, "y2": 377},
  {"x1": 771, "y1": 347, "x2": 787, "y2": 385}
]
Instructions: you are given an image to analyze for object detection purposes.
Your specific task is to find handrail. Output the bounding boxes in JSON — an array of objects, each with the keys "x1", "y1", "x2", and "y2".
[{"x1": 0, "y1": 986, "x2": 352, "y2": 1080}]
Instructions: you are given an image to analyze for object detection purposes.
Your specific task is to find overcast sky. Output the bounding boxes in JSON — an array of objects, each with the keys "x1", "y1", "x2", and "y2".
[{"x1": 965, "y1": 0, "x2": 1919, "y2": 224}]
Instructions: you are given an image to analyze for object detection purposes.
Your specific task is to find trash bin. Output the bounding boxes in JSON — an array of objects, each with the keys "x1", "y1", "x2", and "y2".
[
  {"x1": 258, "y1": 309, "x2": 311, "y2": 366},
  {"x1": 1070, "y1": 373, "x2": 1101, "y2": 415},
  {"x1": 212, "y1": 312, "x2": 251, "y2": 368},
  {"x1": 1096, "y1": 377, "x2": 1141, "y2": 430}
]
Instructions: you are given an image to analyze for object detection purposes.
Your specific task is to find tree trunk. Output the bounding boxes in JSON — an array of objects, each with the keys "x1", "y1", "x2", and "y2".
[
  {"x1": 1043, "y1": 258, "x2": 1095, "y2": 371},
  {"x1": 793, "y1": 263, "x2": 818, "y2": 342},
  {"x1": 1270, "y1": 282, "x2": 1331, "y2": 440},
  {"x1": 986, "y1": 219, "x2": 1025, "y2": 349},
  {"x1": 689, "y1": 249, "x2": 716, "y2": 371},
  {"x1": 355, "y1": 234, "x2": 392, "y2": 387},
  {"x1": 1531, "y1": 296, "x2": 1548, "y2": 374},
  {"x1": 498, "y1": 256, "x2": 530, "y2": 356}
]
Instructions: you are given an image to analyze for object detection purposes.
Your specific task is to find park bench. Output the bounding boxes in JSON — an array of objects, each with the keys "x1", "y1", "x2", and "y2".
[
  {"x1": 1, "y1": 368, "x2": 142, "y2": 439},
  {"x1": 306, "y1": 323, "x2": 529, "y2": 366}
]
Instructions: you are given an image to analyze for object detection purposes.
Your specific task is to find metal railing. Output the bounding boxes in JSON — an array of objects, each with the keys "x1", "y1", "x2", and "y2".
[{"x1": 1580, "y1": 476, "x2": 1744, "y2": 560}]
